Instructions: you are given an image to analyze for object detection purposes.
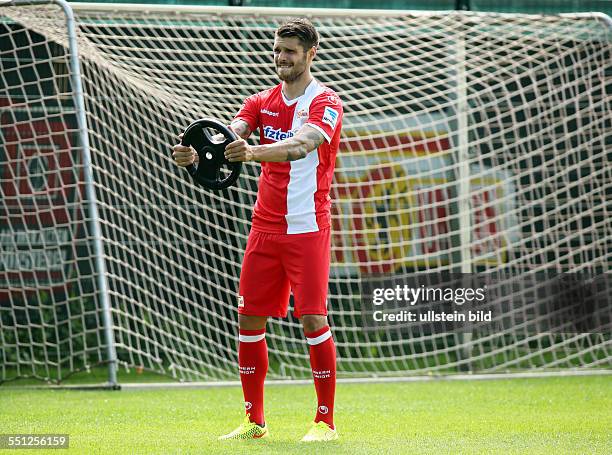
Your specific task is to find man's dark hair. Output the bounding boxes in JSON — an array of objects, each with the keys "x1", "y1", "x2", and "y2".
[{"x1": 276, "y1": 18, "x2": 319, "y2": 51}]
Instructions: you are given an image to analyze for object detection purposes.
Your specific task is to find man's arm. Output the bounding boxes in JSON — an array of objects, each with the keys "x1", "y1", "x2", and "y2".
[
  {"x1": 225, "y1": 124, "x2": 325, "y2": 163},
  {"x1": 229, "y1": 119, "x2": 252, "y2": 140}
]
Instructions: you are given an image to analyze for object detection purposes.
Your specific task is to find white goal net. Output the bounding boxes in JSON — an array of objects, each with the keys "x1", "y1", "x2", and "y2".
[{"x1": 1, "y1": 2, "x2": 610, "y2": 384}]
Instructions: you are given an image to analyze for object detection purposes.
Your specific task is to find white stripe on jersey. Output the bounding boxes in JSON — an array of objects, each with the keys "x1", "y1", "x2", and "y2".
[
  {"x1": 286, "y1": 151, "x2": 319, "y2": 234},
  {"x1": 285, "y1": 80, "x2": 327, "y2": 234}
]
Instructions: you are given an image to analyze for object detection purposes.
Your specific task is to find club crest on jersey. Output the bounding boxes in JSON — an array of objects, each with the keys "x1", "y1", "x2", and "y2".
[
  {"x1": 326, "y1": 95, "x2": 339, "y2": 105},
  {"x1": 263, "y1": 126, "x2": 295, "y2": 142},
  {"x1": 322, "y1": 106, "x2": 338, "y2": 130}
]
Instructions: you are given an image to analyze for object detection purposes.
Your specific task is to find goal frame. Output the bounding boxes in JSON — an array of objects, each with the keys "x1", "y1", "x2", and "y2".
[
  {"x1": 1, "y1": 0, "x2": 119, "y2": 387},
  {"x1": 2, "y1": 0, "x2": 610, "y2": 388}
]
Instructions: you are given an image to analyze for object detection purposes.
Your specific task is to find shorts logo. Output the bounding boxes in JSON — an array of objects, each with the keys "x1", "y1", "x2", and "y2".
[
  {"x1": 322, "y1": 106, "x2": 338, "y2": 130},
  {"x1": 238, "y1": 295, "x2": 245, "y2": 308},
  {"x1": 245, "y1": 401, "x2": 253, "y2": 410},
  {"x1": 318, "y1": 405, "x2": 329, "y2": 415}
]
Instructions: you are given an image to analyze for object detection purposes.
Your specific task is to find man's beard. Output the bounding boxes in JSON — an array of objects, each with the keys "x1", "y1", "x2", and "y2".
[
  {"x1": 275, "y1": 59, "x2": 306, "y2": 82},
  {"x1": 277, "y1": 67, "x2": 305, "y2": 82}
]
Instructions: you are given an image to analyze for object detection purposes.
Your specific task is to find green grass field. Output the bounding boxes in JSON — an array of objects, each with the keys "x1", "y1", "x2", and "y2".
[{"x1": 1, "y1": 376, "x2": 610, "y2": 454}]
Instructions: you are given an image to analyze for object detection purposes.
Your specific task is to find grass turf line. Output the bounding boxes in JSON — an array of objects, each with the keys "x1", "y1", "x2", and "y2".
[{"x1": 1, "y1": 376, "x2": 610, "y2": 454}]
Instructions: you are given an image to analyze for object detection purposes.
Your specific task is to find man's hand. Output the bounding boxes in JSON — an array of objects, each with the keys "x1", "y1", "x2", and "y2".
[
  {"x1": 174, "y1": 120, "x2": 253, "y2": 166},
  {"x1": 224, "y1": 138, "x2": 255, "y2": 162},
  {"x1": 172, "y1": 133, "x2": 197, "y2": 167}
]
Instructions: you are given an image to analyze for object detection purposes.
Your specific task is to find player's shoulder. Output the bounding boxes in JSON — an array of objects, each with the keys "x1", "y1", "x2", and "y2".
[
  {"x1": 253, "y1": 83, "x2": 283, "y2": 101},
  {"x1": 313, "y1": 82, "x2": 343, "y2": 107}
]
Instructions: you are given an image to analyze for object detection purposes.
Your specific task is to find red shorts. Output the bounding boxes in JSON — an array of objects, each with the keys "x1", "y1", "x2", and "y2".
[{"x1": 238, "y1": 227, "x2": 331, "y2": 318}]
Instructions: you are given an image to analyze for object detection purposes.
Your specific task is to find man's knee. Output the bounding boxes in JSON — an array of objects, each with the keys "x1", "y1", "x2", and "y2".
[
  {"x1": 301, "y1": 314, "x2": 328, "y2": 333},
  {"x1": 238, "y1": 314, "x2": 268, "y2": 330}
]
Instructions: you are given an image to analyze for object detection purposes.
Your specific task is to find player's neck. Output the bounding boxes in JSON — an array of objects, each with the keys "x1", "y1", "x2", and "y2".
[{"x1": 281, "y1": 72, "x2": 314, "y2": 101}]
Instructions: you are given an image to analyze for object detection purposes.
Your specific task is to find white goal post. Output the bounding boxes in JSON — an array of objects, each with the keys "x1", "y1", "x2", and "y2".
[{"x1": 0, "y1": 1, "x2": 610, "y2": 386}]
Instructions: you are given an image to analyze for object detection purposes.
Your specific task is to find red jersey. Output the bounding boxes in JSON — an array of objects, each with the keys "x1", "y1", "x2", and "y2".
[{"x1": 234, "y1": 79, "x2": 343, "y2": 234}]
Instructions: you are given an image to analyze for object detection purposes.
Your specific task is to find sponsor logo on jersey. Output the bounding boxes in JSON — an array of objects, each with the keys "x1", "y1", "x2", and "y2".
[
  {"x1": 322, "y1": 106, "x2": 339, "y2": 130},
  {"x1": 261, "y1": 108, "x2": 279, "y2": 117},
  {"x1": 318, "y1": 405, "x2": 329, "y2": 414},
  {"x1": 263, "y1": 126, "x2": 296, "y2": 142},
  {"x1": 297, "y1": 109, "x2": 308, "y2": 119}
]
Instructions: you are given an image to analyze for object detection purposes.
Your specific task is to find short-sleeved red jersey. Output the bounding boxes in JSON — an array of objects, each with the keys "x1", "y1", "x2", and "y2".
[{"x1": 234, "y1": 79, "x2": 343, "y2": 234}]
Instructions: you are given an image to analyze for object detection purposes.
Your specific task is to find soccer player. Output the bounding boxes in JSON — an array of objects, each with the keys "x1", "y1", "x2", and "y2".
[{"x1": 172, "y1": 18, "x2": 342, "y2": 442}]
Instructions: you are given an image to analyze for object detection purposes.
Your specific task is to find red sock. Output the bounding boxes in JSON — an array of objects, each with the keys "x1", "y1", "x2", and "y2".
[
  {"x1": 238, "y1": 328, "x2": 268, "y2": 425},
  {"x1": 305, "y1": 326, "x2": 337, "y2": 429}
]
